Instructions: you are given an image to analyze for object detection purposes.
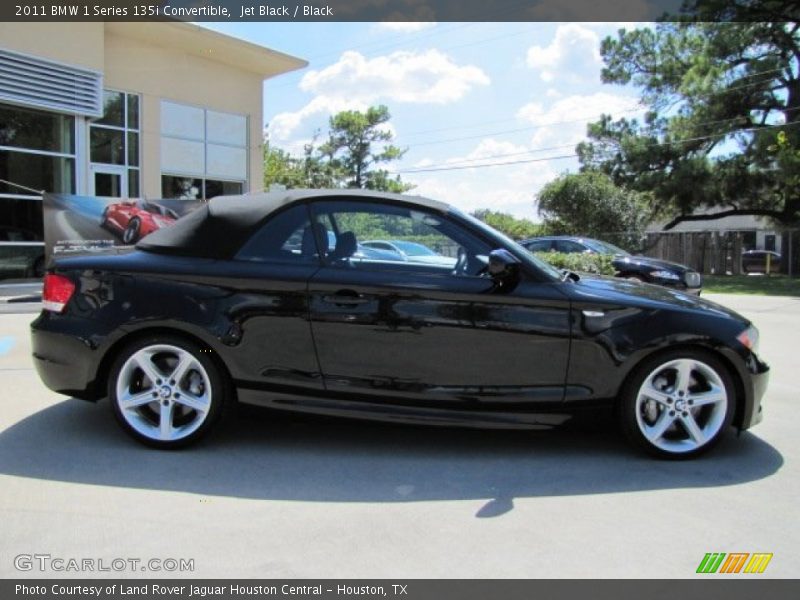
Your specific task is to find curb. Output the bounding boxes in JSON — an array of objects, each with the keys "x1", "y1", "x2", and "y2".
[{"x1": 0, "y1": 294, "x2": 42, "y2": 304}]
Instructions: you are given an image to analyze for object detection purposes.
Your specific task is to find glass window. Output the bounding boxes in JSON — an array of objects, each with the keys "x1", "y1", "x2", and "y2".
[
  {"x1": 160, "y1": 176, "x2": 243, "y2": 201},
  {"x1": 204, "y1": 179, "x2": 243, "y2": 200},
  {"x1": 127, "y1": 94, "x2": 140, "y2": 130},
  {"x1": 161, "y1": 101, "x2": 204, "y2": 139},
  {"x1": 310, "y1": 200, "x2": 491, "y2": 276},
  {"x1": 90, "y1": 128, "x2": 125, "y2": 165},
  {"x1": 0, "y1": 197, "x2": 45, "y2": 280},
  {"x1": 236, "y1": 204, "x2": 314, "y2": 263},
  {"x1": 160, "y1": 100, "x2": 247, "y2": 196},
  {"x1": 128, "y1": 169, "x2": 140, "y2": 197},
  {"x1": 0, "y1": 104, "x2": 74, "y2": 154},
  {"x1": 0, "y1": 198, "x2": 43, "y2": 240},
  {"x1": 93, "y1": 172, "x2": 123, "y2": 197},
  {"x1": 0, "y1": 103, "x2": 75, "y2": 281},
  {"x1": 90, "y1": 90, "x2": 140, "y2": 196},
  {"x1": 127, "y1": 132, "x2": 139, "y2": 167},
  {"x1": 554, "y1": 240, "x2": 588, "y2": 254},
  {"x1": 524, "y1": 240, "x2": 552, "y2": 252},
  {"x1": 0, "y1": 150, "x2": 75, "y2": 195},
  {"x1": 95, "y1": 91, "x2": 124, "y2": 127},
  {"x1": 161, "y1": 175, "x2": 202, "y2": 200}
]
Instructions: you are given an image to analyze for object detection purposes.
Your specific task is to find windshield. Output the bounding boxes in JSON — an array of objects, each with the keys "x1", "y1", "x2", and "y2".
[
  {"x1": 583, "y1": 238, "x2": 630, "y2": 256},
  {"x1": 392, "y1": 241, "x2": 437, "y2": 256},
  {"x1": 456, "y1": 211, "x2": 562, "y2": 282}
]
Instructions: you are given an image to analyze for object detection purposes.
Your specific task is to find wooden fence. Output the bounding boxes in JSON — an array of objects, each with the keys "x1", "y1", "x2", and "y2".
[
  {"x1": 642, "y1": 230, "x2": 799, "y2": 275},
  {"x1": 643, "y1": 231, "x2": 747, "y2": 275}
]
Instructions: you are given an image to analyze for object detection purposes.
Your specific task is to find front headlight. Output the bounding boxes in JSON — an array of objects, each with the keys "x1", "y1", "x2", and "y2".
[
  {"x1": 737, "y1": 325, "x2": 760, "y2": 353},
  {"x1": 649, "y1": 269, "x2": 681, "y2": 281}
]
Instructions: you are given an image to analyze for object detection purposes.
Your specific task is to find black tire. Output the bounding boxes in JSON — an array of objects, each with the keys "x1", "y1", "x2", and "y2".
[
  {"x1": 122, "y1": 218, "x2": 141, "y2": 244},
  {"x1": 108, "y1": 335, "x2": 227, "y2": 449},
  {"x1": 618, "y1": 348, "x2": 736, "y2": 459}
]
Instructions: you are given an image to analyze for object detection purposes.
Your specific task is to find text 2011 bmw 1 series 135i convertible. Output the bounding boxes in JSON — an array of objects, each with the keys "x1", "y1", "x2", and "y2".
[{"x1": 31, "y1": 190, "x2": 769, "y2": 458}]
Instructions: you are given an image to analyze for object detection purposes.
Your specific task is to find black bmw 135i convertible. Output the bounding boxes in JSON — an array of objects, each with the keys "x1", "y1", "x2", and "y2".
[{"x1": 31, "y1": 190, "x2": 769, "y2": 458}]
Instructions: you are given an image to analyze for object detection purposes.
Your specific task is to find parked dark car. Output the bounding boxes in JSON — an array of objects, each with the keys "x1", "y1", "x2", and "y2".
[
  {"x1": 520, "y1": 236, "x2": 703, "y2": 294},
  {"x1": 0, "y1": 226, "x2": 45, "y2": 279},
  {"x1": 32, "y1": 190, "x2": 768, "y2": 458},
  {"x1": 741, "y1": 250, "x2": 781, "y2": 274},
  {"x1": 362, "y1": 240, "x2": 457, "y2": 267},
  {"x1": 101, "y1": 200, "x2": 178, "y2": 244}
]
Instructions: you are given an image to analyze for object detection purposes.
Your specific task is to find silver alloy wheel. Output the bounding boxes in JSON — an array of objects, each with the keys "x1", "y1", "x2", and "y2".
[
  {"x1": 115, "y1": 344, "x2": 212, "y2": 442},
  {"x1": 634, "y1": 358, "x2": 728, "y2": 454}
]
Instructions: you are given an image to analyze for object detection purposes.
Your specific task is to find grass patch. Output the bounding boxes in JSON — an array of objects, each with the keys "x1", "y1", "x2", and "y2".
[{"x1": 703, "y1": 274, "x2": 800, "y2": 296}]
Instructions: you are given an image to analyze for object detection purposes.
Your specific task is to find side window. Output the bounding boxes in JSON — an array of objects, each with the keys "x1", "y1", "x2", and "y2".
[
  {"x1": 553, "y1": 240, "x2": 587, "y2": 254},
  {"x1": 525, "y1": 240, "x2": 551, "y2": 252},
  {"x1": 309, "y1": 199, "x2": 492, "y2": 277},
  {"x1": 236, "y1": 204, "x2": 318, "y2": 263}
]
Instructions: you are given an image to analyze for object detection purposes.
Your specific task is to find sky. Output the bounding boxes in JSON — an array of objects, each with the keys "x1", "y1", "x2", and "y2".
[{"x1": 201, "y1": 21, "x2": 648, "y2": 220}]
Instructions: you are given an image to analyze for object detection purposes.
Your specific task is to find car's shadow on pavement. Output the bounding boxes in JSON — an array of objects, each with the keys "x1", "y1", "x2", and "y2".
[{"x1": 0, "y1": 399, "x2": 783, "y2": 517}]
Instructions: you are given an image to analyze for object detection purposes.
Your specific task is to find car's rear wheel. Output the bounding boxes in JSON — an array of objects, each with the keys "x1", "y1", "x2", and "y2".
[
  {"x1": 109, "y1": 336, "x2": 226, "y2": 448},
  {"x1": 122, "y1": 218, "x2": 141, "y2": 244},
  {"x1": 619, "y1": 349, "x2": 735, "y2": 459}
]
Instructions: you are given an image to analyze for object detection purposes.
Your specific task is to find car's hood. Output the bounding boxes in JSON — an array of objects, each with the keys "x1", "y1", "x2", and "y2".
[
  {"x1": 612, "y1": 254, "x2": 693, "y2": 273},
  {"x1": 568, "y1": 275, "x2": 745, "y2": 322}
]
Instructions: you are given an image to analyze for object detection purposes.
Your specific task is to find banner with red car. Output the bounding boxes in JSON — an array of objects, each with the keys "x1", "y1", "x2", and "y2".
[{"x1": 43, "y1": 193, "x2": 203, "y2": 260}]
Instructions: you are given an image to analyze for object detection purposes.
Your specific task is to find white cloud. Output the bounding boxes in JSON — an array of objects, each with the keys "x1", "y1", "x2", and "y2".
[
  {"x1": 268, "y1": 49, "x2": 489, "y2": 142},
  {"x1": 301, "y1": 50, "x2": 489, "y2": 105},
  {"x1": 268, "y1": 96, "x2": 370, "y2": 141},
  {"x1": 405, "y1": 137, "x2": 565, "y2": 219},
  {"x1": 375, "y1": 22, "x2": 437, "y2": 33},
  {"x1": 526, "y1": 24, "x2": 602, "y2": 83},
  {"x1": 517, "y1": 92, "x2": 642, "y2": 148}
]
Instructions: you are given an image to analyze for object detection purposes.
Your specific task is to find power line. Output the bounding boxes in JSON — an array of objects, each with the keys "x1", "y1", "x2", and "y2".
[
  {"x1": 406, "y1": 108, "x2": 799, "y2": 169},
  {"x1": 397, "y1": 120, "x2": 800, "y2": 174},
  {"x1": 397, "y1": 153, "x2": 577, "y2": 174}
]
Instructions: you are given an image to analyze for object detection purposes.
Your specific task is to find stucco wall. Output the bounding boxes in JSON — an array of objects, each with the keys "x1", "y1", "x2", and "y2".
[{"x1": 0, "y1": 22, "x2": 104, "y2": 71}]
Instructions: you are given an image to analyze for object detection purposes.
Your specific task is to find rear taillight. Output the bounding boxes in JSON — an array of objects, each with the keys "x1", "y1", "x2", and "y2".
[{"x1": 42, "y1": 273, "x2": 76, "y2": 313}]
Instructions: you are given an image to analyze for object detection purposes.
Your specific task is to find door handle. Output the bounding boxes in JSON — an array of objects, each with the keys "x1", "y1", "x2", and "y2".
[{"x1": 322, "y1": 291, "x2": 371, "y2": 306}]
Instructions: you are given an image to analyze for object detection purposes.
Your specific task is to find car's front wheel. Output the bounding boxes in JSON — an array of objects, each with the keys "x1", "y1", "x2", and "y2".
[
  {"x1": 109, "y1": 336, "x2": 226, "y2": 448},
  {"x1": 122, "y1": 218, "x2": 141, "y2": 244},
  {"x1": 619, "y1": 349, "x2": 735, "y2": 459}
]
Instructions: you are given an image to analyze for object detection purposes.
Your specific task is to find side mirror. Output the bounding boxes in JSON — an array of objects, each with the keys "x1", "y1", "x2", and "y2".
[{"x1": 488, "y1": 248, "x2": 521, "y2": 281}]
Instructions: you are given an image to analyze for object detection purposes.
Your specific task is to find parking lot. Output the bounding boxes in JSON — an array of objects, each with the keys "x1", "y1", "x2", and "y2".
[{"x1": 0, "y1": 293, "x2": 797, "y2": 578}]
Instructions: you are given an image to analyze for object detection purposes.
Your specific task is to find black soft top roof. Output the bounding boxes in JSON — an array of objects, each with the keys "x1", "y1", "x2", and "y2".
[{"x1": 136, "y1": 189, "x2": 450, "y2": 259}]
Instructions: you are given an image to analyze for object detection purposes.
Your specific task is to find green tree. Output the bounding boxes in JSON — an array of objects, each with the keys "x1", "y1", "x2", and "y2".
[
  {"x1": 319, "y1": 105, "x2": 413, "y2": 192},
  {"x1": 264, "y1": 105, "x2": 412, "y2": 193},
  {"x1": 263, "y1": 137, "x2": 342, "y2": 190},
  {"x1": 578, "y1": 4, "x2": 800, "y2": 229},
  {"x1": 471, "y1": 209, "x2": 546, "y2": 240},
  {"x1": 537, "y1": 170, "x2": 651, "y2": 250},
  {"x1": 263, "y1": 143, "x2": 304, "y2": 190}
]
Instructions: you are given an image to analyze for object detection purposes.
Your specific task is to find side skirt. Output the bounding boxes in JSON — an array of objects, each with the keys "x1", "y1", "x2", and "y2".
[{"x1": 236, "y1": 388, "x2": 573, "y2": 430}]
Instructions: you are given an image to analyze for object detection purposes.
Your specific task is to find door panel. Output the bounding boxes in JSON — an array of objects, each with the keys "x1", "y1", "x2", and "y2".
[{"x1": 309, "y1": 268, "x2": 571, "y2": 405}]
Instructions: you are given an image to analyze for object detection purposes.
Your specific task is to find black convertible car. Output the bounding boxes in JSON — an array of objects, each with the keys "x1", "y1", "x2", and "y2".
[{"x1": 32, "y1": 190, "x2": 769, "y2": 458}]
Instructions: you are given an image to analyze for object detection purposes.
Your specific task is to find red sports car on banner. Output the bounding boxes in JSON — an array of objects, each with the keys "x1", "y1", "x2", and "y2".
[{"x1": 101, "y1": 200, "x2": 179, "y2": 244}]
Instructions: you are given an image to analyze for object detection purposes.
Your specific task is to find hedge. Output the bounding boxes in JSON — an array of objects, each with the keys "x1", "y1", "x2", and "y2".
[{"x1": 532, "y1": 251, "x2": 616, "y2": 276}]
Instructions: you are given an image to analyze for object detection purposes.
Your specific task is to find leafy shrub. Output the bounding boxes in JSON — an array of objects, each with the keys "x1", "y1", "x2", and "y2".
[{"x1": 533, "y1": 251, "x2": 616, "y2": 276}]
